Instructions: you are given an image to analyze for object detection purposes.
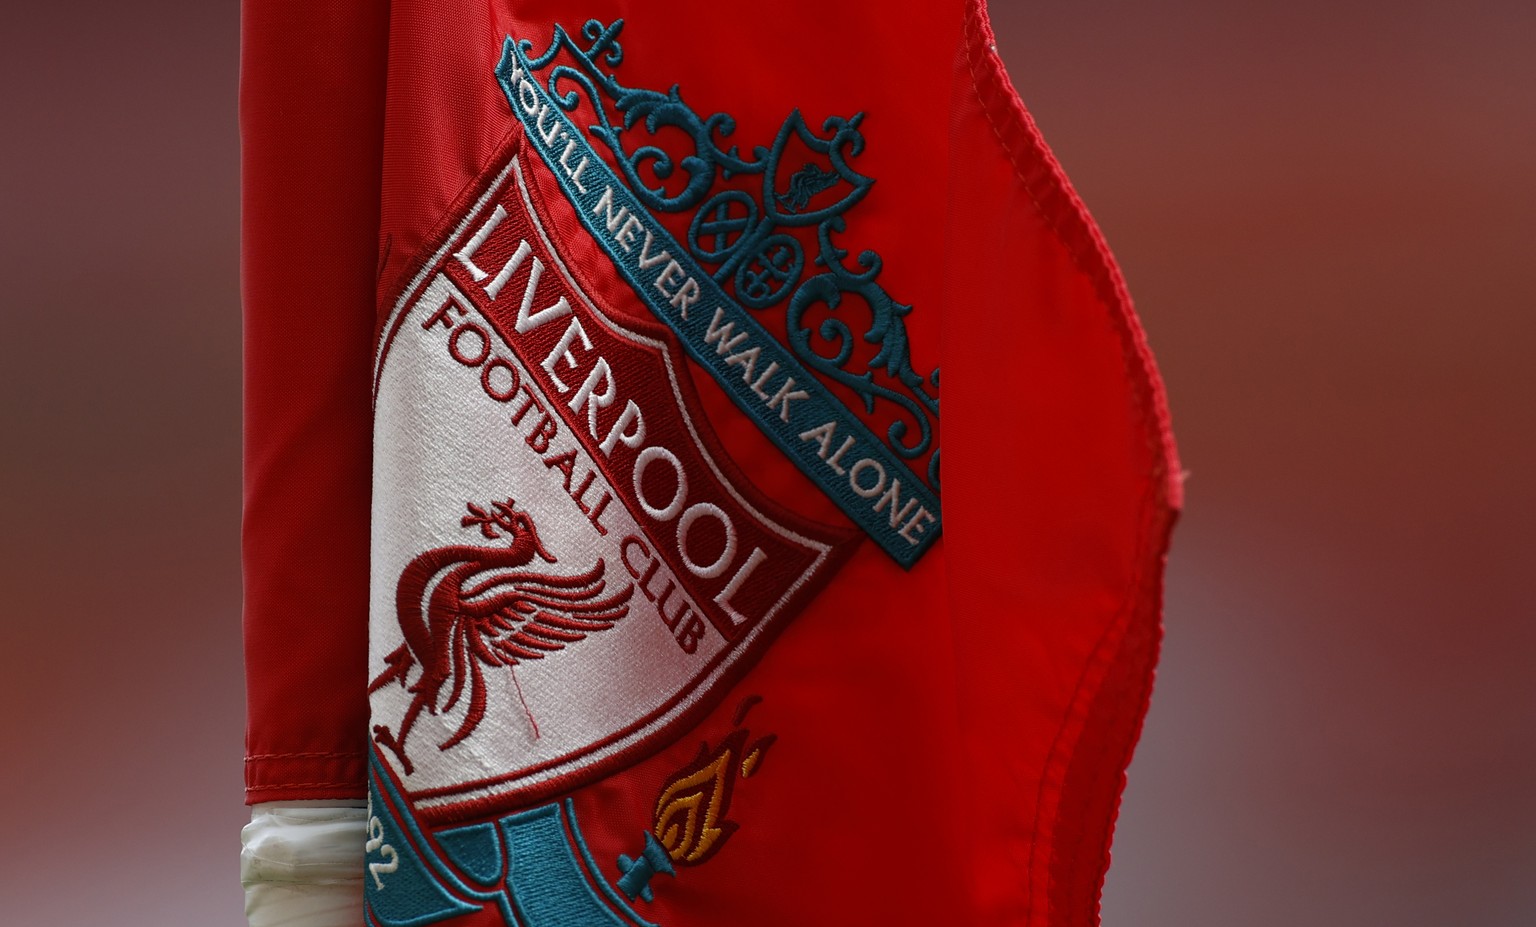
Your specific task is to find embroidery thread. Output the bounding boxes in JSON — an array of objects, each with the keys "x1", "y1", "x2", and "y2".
[
  {"x1": 499, "y1": 23, "x2": 944, "y2": 566},
  {"x1": 369, "y1": 500, "x2": 634, "y2": 774},
  {"x1": 521, "y1": 19, "x2": 940, "y2": 489},
  {"x1": 616, "y1": 696, "x2": 778, "y2": 902}
]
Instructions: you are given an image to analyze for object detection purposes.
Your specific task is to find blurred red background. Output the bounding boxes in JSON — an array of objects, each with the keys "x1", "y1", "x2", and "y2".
[{"x1": 1, "y1": 2, "x2": 1531, "y2": 924}]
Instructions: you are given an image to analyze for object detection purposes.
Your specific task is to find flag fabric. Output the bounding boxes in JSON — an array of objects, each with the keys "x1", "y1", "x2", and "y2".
[{"x1": 242, "y1": 2, "x2": 1180, "y2": 925}]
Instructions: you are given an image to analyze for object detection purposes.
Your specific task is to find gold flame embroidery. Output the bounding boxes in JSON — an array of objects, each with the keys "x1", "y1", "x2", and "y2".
[{"x1": 649, "y1": 699, "x2": 776, "y2": 867}]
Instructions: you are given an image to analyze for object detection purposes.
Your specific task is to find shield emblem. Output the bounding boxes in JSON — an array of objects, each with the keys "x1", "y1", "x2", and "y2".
[{"x1": 369, "y1": 146, "x2": 855, "y2": 821}]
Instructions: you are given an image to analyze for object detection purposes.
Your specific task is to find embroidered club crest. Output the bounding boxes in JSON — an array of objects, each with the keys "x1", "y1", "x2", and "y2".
[
  {"x1": 370, "y1": 146, "x2": 853, "y2": 819},
  {"x1": 364, "y1": 17, "x2": 956, "y2": 926}
]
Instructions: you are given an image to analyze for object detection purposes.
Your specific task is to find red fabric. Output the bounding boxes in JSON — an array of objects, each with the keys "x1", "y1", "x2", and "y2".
[
  {"x1": 241, "y1": 1, "x2": 1179, "y2": 922},
  {"x1": 240, "y1": 0, "x2": 386, "y2": 801}
]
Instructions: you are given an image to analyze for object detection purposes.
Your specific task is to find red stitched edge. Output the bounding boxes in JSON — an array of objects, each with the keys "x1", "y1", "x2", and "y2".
[
  {"x1": 244, "y1": 782, "x2": 366, "y2": 792},
  {"x1": 960, "y1": 2, "x2": 1182, "y2": 925},
  {"x1": 244, "y1": 752, "x2": 370, "y2": 803},
  {"x1": 244, "y1": 751, "x2": 366, "y2": 761},
  {"x1": 962, "y1": 2, "x2": 1180, "y2": 486},
  {"x1": 1049, "y1": 514, "x2": 1174, "y2": 925}
]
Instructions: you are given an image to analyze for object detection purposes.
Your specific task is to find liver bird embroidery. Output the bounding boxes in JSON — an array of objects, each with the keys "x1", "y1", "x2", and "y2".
[
  {"x1": 370, "y1": 499, "x2": 634, "y2": 774},
  {"x1": 775, "y1": 161, "x2": 840, "y2": 213}
]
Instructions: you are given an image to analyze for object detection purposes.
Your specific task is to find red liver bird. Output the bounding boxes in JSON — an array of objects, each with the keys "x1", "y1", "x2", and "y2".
[{"x1": 370, "y1": 499, "x2": 634, "y2": 773}]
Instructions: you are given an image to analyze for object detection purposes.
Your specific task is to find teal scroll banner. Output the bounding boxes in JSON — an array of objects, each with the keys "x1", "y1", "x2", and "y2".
[
  {"x1": 495, "y1": 33, "x2": 941, "y2": 568},
  {"x1": 365, "y1": 754, "x2": 656, "y2": 927}
]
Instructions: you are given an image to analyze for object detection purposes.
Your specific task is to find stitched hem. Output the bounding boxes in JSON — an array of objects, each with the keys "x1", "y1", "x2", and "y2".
[
  {"x1": 245, "y1": 751, "x2": 363, "y2": 761},
  {"x1": 962, "y1": 1, "x2": 1180, "y2": 497},
  {"x1": 244, "y1": 752, "x2": 369, "y2": 804},
  {"x1": 960, "y1": 3, "x2": 1181, "y2": 925}
]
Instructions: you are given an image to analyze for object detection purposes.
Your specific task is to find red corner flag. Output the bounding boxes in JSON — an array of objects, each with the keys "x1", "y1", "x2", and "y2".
[{"x1": 241, "y1": 3, "x2": 1179, "y2": 925}]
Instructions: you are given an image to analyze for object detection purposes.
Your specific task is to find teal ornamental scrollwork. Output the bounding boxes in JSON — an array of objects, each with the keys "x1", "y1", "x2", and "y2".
[{"x1": 522, "y1": 19, "x2": 941, "y2": 491}]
